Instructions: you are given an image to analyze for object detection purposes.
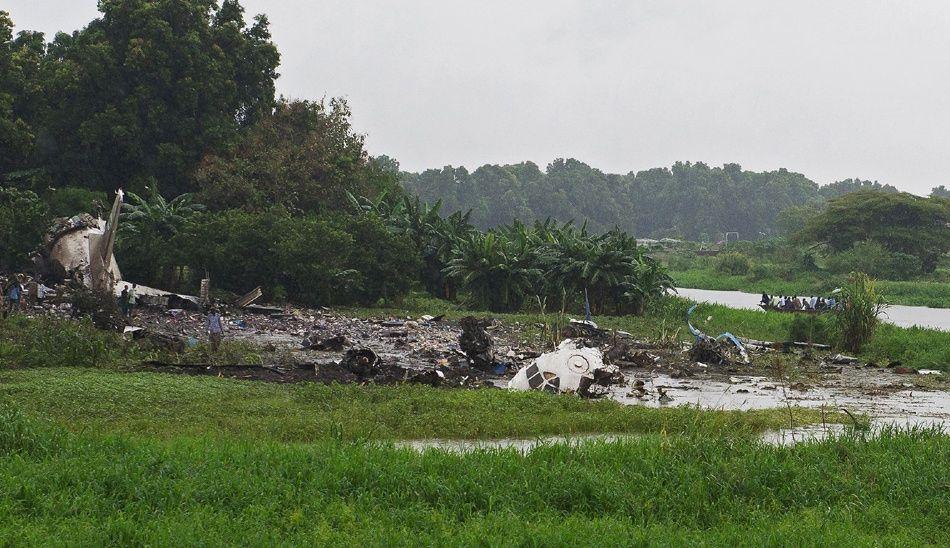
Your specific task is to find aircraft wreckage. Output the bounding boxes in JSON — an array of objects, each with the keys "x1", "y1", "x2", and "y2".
[{"x1": 32, "y1": 190, "x2": 199, "y2": 309}]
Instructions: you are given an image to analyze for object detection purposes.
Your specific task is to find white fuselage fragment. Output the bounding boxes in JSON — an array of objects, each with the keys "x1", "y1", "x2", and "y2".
[
  {"x1": 508, "y1": 339, "x2": 608, "y2": 395},
  {"x1": 48, "y1": 219, "x2": 122, "y2": 287}
]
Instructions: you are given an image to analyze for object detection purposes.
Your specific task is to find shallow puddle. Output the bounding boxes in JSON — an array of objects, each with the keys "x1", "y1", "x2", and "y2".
[
  {"x1": 609, "y1": 369, "x2": 950, "y2": 430},
  {"x1": 405, "y1": 366, "x2": 948, "y2": 453}
]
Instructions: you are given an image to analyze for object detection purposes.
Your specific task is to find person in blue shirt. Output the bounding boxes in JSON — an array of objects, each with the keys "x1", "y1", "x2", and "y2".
[{"x1": 4, "y1": 277, "x2": 23, "y2": 318}]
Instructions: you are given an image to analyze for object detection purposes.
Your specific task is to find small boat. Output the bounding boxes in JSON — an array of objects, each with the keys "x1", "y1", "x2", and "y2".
[{"x1": 758, "y1": 303, "x2": 828, "y2": 314}]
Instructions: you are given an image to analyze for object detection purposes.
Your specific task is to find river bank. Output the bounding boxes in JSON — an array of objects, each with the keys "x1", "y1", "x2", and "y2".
[
  {"x1": 674, "y1": 287, "x2": 950, "y2": 331},
  {"x1": 670, "y1": 267, "x2": 950, "y2": 308}
]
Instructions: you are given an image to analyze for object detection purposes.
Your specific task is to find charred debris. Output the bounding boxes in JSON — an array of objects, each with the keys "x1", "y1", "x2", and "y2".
[{"x1": 9, "y1": 191, "x2": 890, "y2": 397}]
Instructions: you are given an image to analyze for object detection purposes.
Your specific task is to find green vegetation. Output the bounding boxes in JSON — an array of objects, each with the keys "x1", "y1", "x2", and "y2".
[
  {"x1": 403, "y1": 161, "x2": 905, "y2": 240},
  {"x1": 797, "y1": 191, "x2": 950, "y2": 273},
  {"x1": 834, "y1": 273, "x2": 885, "y2": 353},
  {"x1": 0, "y1": 1, "x2": 279, "y2": 196},
  {"x1": 2, "y1": 3, "x2": 948, "y2": 544},
  {"x1": 664, "y1": 223, "x2": 950, "y2": 309},
  {"x1": 715, "y1": 251, "x2": 752, "y2": 275},
  {"x1": 0, "y1": 368, "x2": 839, "y2": 442},
  {"x1": 0, "y1": 315, "x2": 136, "y2": 369},
  {"x1": 0, "y1": 187, "x2": 48, "y2": 271},
  {"x1": 141, "y1": 206, "x2": 421, "y2": 306},
  {"x1": 0, "y1": 315, "x2": 262, "y2": 370},
  {"x1": 0, "y1": 388, "x2": 946, "y2": 545}
]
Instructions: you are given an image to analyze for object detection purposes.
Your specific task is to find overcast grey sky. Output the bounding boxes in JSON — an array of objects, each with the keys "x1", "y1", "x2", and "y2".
[{"x1": 9, "y1": 1, "x2": 950, "y2": 194}]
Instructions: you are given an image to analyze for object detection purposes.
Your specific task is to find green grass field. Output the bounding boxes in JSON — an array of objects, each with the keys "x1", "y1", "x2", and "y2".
[
  {"x1": 1, "y1": 315, "x2": 948, "y2": 544},
  {"x1": 0, "y1": 375, "x2": 946, "y2": 545},
  {"x1": 0, "y1": 368, "x2": 841, "y2": 442}
]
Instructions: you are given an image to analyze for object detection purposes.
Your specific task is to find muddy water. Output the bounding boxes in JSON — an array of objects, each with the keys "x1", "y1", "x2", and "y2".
[
  {"x1": 674, "y1": 287, "x2": 950, "y2": 331},
  {"x1": 408, "y1": 367, "x2": 948, "y2": 452},
  {"x1": 609, "y1": 370, "x2": 949, "y2": 421}
]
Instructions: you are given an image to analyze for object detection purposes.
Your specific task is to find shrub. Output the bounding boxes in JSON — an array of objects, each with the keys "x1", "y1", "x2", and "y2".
[
  {"x1": 787, "y1": 314, "x2": 835, "y2": 344},
  {"x1": 715, "y1": 252, "x2": 751, "y2": 276},
  {"x1": 834, "y1": 272, "x2": 885, "y2": 353},
  {"x1": 826, "y1": 240, "x2": 922, "y2": 280},
  {"x1": 748, "y1": 263, "x2": 776, "y2": 282},
  {"x1": 666, "y1": 253, "x2": 697, "y2": 272},
  {"x1": 338, "y1": 216, "x2": 421, "y2": 305},
  {"x1": 177, "y1": 208, "x2": 350, "y2": 305},
  {"x1": 0, "y1": 315, "x2": 133, "y2": 368},
  {"x1": 175, "y1": 209, "x2": 419, "y2": 307}
]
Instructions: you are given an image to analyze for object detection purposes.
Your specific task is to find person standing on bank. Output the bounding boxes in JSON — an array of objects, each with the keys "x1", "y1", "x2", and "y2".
[{"x1": 206, "y1": 306, "x2": 225, "y2": 352}]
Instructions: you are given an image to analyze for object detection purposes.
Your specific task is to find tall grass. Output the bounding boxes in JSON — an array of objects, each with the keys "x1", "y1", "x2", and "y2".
[
  {"x1": 0, "y1": 407, "x2": 946, "y2": 545},
  {"x1": 0, "y1": 368, "x2": 840, "y2": 442},
  {"x1": 0, "y1": 315, "x2": 134, "y2": 368},
  {"x1": 834, "y1": 272, "x2": 885, "y2": 353}
]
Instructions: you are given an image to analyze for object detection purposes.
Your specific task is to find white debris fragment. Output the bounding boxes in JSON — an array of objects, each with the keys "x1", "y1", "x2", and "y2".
[{"x1": 507, "y1": 339, "x2": 612, "y2": 396}]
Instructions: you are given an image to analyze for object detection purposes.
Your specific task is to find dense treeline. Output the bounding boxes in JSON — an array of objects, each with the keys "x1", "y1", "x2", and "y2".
[
  {"x1": 1, "y1": 1, "x2": 278, "y2": 196},
  {"x1": 403, "y1": 162, "x2": 945, "y2": 240}
]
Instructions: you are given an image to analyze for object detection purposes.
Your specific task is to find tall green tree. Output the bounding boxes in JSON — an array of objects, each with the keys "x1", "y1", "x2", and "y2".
[
  {"x1": 798, "y1": 191, "x2": 950, "y2": 273},
  {"x1": 34, "y1": 0, "x2": 279, "y2": 195},
  {"x1": 0, "y1": 12, "x2": 45, "y2": 181},
  {"x1": 0, "y1": 187, "x2": 50, "y2": 271},
  {"x1": 195, "y1": 99, "x2": 388, "y2": 213},
  {"x1": 117, "y1": 190, "x2": 205, "y2": 286}
]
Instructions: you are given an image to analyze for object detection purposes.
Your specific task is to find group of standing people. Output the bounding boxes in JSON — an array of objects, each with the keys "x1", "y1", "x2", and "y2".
[
  {"x1": 2, "y1": 275, "x2": 52, "y2": 318},
  {"x1": 117, "y1": 283, "x2": 138, "y2": 317},
  {"x1": 761, "y1": 293, "x2": 838, "y2": 311}
]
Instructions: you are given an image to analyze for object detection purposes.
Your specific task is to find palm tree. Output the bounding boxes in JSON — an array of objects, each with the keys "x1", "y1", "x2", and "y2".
[
  {"x1": 621, "y1": 256, "x2": 674, "y2": 315},
  {"x1": 444, "y1": 231, "x2": 541, "y2": 312},
  {"x1": 120, "y1": 191, "x2": 205, "y2": 240},
  {"x1": 118, "y1": 191, "x2": 205, "y2": 287}
]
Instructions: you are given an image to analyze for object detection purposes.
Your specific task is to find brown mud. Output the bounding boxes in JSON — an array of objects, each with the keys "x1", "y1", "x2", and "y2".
[{"x1": 24, "y1": 302, "x2": 950, "y2": 431}]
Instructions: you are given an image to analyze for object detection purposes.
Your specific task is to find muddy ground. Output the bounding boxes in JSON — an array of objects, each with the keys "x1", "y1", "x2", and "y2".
[{"x1": 29, "y1": 301, "x2": 950, "y2": 428}]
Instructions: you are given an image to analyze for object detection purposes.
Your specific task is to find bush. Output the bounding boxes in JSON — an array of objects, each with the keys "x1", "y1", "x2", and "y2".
[
  {"x1": 339, "y1": 216, "x2": 421, "y2": 305},
  {"x1": 177, "y1": 209, "x2": 350, "y2": 305},
  {"x1": 834, "y1": 272, "x2": 885, "y2": 353},
  {"x1": 715, "y1": 252, "x2": 751, "y2": 276},
  {"x1": 787, "y1": 314, "x2": 835, "y2": 344},
  {"x1": 0, "y1": 315, "x2": 134, "y2": 368},
  {"x1": 747, "y1": 263, "x2": 776, "y2": 282},
  {"x1": 826, "y1": 240, "x2": 922, "y2": 280},
  {"x1": 175, "y1": 209, "x2": 419, "y2": 307},
  {"x1": 666, "y1": 253, "x2": 697, "y2": 272}
]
